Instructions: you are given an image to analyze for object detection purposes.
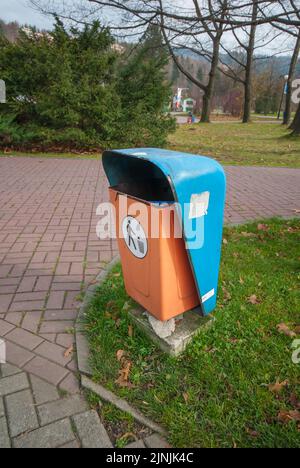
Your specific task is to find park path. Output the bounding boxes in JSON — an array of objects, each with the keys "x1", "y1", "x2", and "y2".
[{"x1": 0, "y1": 157, "x2": 299, "y2": 448}]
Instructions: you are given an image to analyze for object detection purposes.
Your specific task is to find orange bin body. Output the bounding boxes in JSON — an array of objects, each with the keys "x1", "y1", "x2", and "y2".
[{"x1": 110, "y1": 188, "x2": 200, "y2": 321}]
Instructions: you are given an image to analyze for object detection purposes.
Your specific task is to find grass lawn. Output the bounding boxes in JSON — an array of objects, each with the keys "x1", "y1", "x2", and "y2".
[
  {"x1": 1, "y1": 123, "x2": 299, "y2": 168},
  {"x1": 85, "y1": 218, "x2": 300, "y2": 448},
  {"x1": 168, "y1": 123, "x2": 300, "y2": 167},
  {"x1": 0, "y1": 151, "x2": 99, "y2": 160}
]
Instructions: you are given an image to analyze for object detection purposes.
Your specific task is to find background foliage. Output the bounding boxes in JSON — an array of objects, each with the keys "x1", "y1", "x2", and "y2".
[{"x1": 0, "y1": 20, "x2": 175, "y2": 151}]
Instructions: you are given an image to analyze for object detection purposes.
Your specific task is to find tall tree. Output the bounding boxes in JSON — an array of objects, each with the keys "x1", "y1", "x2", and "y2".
[
  {"x1": 290, "y1": 103, "x2": 300, "y2": 135},
  {"x1": 116, "y1": 23, "x2": 175, "y2": 146}
]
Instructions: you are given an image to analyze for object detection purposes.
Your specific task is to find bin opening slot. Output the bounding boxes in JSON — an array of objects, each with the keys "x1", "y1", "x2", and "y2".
[{"x1": 103, "y1": 151, "x2": 175, "y2": 202}]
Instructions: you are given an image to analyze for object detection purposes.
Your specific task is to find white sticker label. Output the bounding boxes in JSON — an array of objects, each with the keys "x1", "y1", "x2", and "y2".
[
  {"x1": 189, "y1": 192, "x2": 210, "y2": 219},
  {"x1": 122, "y1": 216, "x2": 148, "y2": 259},
  {"x1": 202, "y1": 288, "x2": 215, "y2": 303}
]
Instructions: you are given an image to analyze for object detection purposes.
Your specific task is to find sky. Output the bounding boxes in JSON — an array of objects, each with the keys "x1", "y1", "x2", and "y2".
[{"x1": 1, "y1": 0, "x2": 53, "y2": 29}]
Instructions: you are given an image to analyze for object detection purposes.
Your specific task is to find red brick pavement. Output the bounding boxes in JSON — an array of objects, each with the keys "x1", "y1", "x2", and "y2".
[{"x1": 0, "y1": 157, "x2": 299, "y2": 392}]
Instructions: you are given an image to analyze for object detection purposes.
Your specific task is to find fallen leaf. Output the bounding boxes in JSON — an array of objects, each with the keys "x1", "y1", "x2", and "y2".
[
  {"x1": 115, "y1": 360, "x2": 132, "y2": 387},
  {"x1": 290, "y1": 393, "x2": 300, "y2": 409},
  {"x1": 277, "y1": 323, "x2": 296, "y2": 338},
  {"x1": 228, "y1": 338, "x2": 240, "y2": 344},
  {"x1": 233, "y1": 252, "x2": 239, "y2": 258},
  {"x1": 278, "y1": 410, "x2": 300, "y2": 424},
  {"x1": 239, "y1": 276, "x2": 244, "y2": 285},
  {"x1": 64, "y1": 346, "x2": 73, "y2": 358},
  {"x1": 113, "y1": 272, "x2": 121, "y2": 277},
  {"x1": 257, "y1": 223, "x2": 268, "y2": 231},
  {"x1": 241, "y1": 231, "x2": 256, "y2": 238},
  {"x1": 183, "y1": 392, "x2": 189, "y2": 403},
  {"x1": 128, "y1": 325, "x2": 133, "y2": 338},
  {"x1": 268, "y1": 379, "x2": 289, "y2": 394},
  {"x1": 248, "y1": 294, "x2": 261, "y2": 305},
  {"x1": 222, "y1": 287, "x2": 231, "y2": 301},
  {"x1": 223, "y1": 238, "x2": 228, "y2": 245},
  {"x1": 116, "y1": 349, "x2": 125, "y2": 361},
  {"x1": 246, "y1": 427, "x2": 259, "y2": 438},
  {"x1": 119, "y1": 432, "x2": 137, "y2": 442}
]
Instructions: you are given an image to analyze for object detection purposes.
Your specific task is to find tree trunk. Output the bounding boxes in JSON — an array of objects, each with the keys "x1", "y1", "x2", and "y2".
[
  {"x1": 290, "y1": 102, "x2": 300, "y2": 135},
  {"x1": 283, "y1": 32, "x2": 300, "y2": 125},
  {"x1": 242, "y1": 0, "x2": 258, "y2": 123},
  {"x1": 201, "y1": 91, "x2": 212, "y2": 122},
  {"x1": 200, "y1": 38, "x2": 221, "y2": 123}
]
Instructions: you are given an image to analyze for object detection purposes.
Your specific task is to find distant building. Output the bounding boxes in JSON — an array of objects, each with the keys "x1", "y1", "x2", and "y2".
[
  {"x1": 21, "y1": 27, "x2": 53, "y2": 41},
  {"x1": 182, "y1": 98, "x2": 196, "y2": 113},
  {"x1": 111, "y1": 43, "x2": 125, "y2": 54}
]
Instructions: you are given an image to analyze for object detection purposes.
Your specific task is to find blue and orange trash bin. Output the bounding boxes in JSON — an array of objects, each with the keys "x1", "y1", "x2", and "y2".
[{"x1": 102, "y1": 148, "x2": 226, "y2": 321}]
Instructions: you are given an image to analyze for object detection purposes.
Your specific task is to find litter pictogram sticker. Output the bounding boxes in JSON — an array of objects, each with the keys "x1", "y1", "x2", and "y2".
[{"x1": 122, "y1": 216, "x2": 148, "y2": 259}]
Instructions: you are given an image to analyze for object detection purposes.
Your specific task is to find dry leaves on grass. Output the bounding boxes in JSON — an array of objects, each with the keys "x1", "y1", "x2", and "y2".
[
  {"x1": 290, "y1": 393, "x2": 300, "y2": 409},
  {"x1": 128, "y1": 325, "x2": 133, "y2": 338},
  {"x1": 277, "y1": 410, "x2": 300, "y2": 424},
  {"x1": 223, "y1": 238, "x2": 228, "y2": 245},
  {"x1": 277, "y1": 323, "x2": 297, "y2": 338},
  {"x1": 257, "y1": 223, "x2": 268, "y2": 231},
  {"x1": 116, "y1": 349, "x2": 125, "y2": 362},
  {"x1": 115, "y1": 360, "x2": 133, "y2": 388},
  {"x1": 222, "y1": 286, "x2": 232, "y2": 302},
  {"x1": 268, "y1": 379, "x2": 289, "y2": 394},
  {"x1": 115, "y1": 349, "x2": 134, "y2": 388},
  {"x1": 294, "y1": 325, "x2": 300, "y2": 335},
  {"x1": 241, "y1": 231, "x2": 256, "y2": 238},
  {"x1": 245, "y1": 428, "x2": 259, "y2": 438},
  {"x1": 248, "y1": 294, "x2": 261, "y2": 305}
]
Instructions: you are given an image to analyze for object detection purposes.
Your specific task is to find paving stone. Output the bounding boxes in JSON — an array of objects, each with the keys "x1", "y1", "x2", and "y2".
[
  {"x1": 125, "y1": 439, "x2": 146, "y2": 448},
  {"x1": 5, "y1": 328, "x2": 44, "y2": 351},
  {"x1": 0, "y1": 397, "x2": 4, "y2": 417},
  {"x1": 6, "y1": 389, "x2": 39, "y2": 437},
  {"x1": 13, "y1": 418, "x2": 75, "y2": 449},
  {"x1": 23, "y1": 357, "x2": 69, "y2": 386},
  {"x1": 30, "y1": 375, "x2": 60, "y2": 405},
  {"x1": 72, "y1": 410, "x2": 113, "y2": 448},
  {"x1": 59, "y1": 372, "x2": 80, "y2": 394},
  {"x1": 38, "y1": 394, "x2": 89, "y2": 425},
  {"x1": 39, "y1": 321, "x2": 74, "y2": 334},
  {"x1": 0, "y1": 372, "x2": 29, "y2": 396},
  {"x1": 144, "y1": 434, "x2": 170, "y2": 448},
  {"x1": 0, "y1": 363, "x2": 23, "y2": 377},
  {"x1": 0, "y1": 295, "x2": 13, "y2": 313},
  {"x1": 0, "y1": 416, "x2": 11, "y2": 448},
  {"x1": 5, "y1": 341, "x2": 34, "y2": 367},
  {"x1": 0, "y1": 319, "x2": 15, "y2": 337},
  {"x1": 34, "y1": 341, "x2": 72, "y2": 366},
  {"x1": 59, "y1": 440, "x2": 80, "y2": 448},
  {"x1": 56, "y1": 333, "x2": 75, "y2": 348}
]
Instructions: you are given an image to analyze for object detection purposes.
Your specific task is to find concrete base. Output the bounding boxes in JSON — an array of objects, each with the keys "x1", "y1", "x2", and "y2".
[{"x1": 129, "y1": 306, "x2": 215, "y2": 356}]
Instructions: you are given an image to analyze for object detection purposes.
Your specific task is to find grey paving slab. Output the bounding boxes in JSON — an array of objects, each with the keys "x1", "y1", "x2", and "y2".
[
  {"x1": 13, "y1": 419, "x2": 75, "y2": 449},
  {"x1": 0, "y1": 373, "x2": 29, "y2": 396},
  {"x1": 72, "y1": 410, "x2": 113, "y2": 448},
  {"x1": 38, "y1": 394, "x2": 89, "y2": 426},
  {"x1": 6, "y1": 389, "x2": 39, "y2": 437},
  {"x1": 0, "y1": 416, "x2": 11, "y2": 448},
  {"x1": 30, "y1": 375, "x2": 60, "y2": 405}
]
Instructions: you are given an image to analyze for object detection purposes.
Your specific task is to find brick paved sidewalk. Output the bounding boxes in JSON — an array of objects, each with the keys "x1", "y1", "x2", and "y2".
[{"x1": 0, "y1": 157, "x2": 299, "y2": 448}]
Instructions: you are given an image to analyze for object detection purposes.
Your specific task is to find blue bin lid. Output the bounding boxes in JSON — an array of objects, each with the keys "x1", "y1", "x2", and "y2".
[{"x1": 103, "y1": 148, "x2": 226, "y2": 315}]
